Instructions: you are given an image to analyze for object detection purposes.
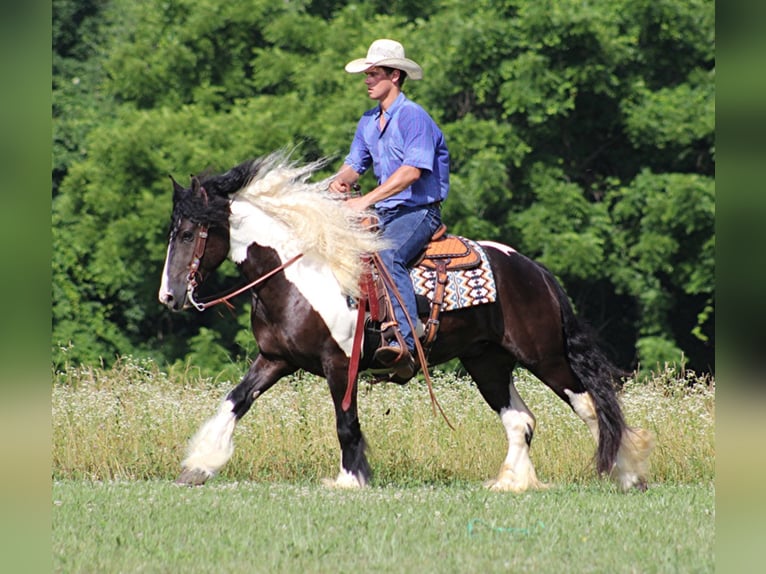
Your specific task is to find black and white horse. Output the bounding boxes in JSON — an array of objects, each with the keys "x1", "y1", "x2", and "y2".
[{"x1": 158, "y1": 152, "x2": 653, "y2": 490}]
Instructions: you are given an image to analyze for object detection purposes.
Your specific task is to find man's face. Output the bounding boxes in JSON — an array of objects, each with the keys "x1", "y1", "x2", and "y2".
[{"x1": 364, "y1": 67, "x2": 396, "y2": 101}]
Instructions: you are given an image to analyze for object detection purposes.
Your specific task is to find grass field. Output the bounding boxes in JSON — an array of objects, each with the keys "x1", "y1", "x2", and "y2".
[
  {"x1": 52, "y1": 358, "x2": 715, "y2": 572},
  {"x1": 52, "y1": 480, "x2": 713, "y2": 573}
]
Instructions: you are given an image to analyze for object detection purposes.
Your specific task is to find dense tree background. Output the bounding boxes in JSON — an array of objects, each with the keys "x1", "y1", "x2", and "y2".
[{"x1": 52, "y1": 0, "x2": 714, "y2": 377}]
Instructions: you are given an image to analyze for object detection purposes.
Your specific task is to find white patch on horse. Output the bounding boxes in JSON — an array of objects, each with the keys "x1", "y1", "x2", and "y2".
[
  {"x1": 181, "y1": 399, "x2": 237, "y2": 477},
  {"x1": 285, "y1": 254, "x2": 358, "y2": 355},
  {"x1": 488, "y1": 407, "x2": 544, "y2": 492},
  {"x1": 228, "y1": 197, "x2": 357, "y2": 356},
  {"x1": 564, "y1": 389, "x2": 600, "y2": 441},
  {"x1": 321, "y1": 454, "x2": 366, "y2": 489},
  {"x1": 333, "y1": 468, "x2": 366, "y2": 488},
  {"x1": 158, "y1": 242, "x2": 174, "y2": 304},
  {"x1": 564, "y1": 389, "x2": 654, "y2": 490},
  {"x1": 477, "y1": 240, "x2": 517, "y2": 256}
]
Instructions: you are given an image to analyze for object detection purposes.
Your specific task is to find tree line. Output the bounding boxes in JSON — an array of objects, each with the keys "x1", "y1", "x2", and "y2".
[{"x1": 52, "y1": 0, "x2": 714, "y2": 376}]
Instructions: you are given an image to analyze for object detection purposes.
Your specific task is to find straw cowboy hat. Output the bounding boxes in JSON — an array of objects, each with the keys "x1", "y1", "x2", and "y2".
[{"x1": 344, "y1": 39, "x2": 423, "y2": 80}]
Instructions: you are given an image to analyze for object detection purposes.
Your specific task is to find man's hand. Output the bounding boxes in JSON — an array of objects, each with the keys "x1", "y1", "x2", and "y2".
[
  {"x1": 329, "y1": 179, "x2": 351, "y2": 194},
  {"x1": 344, "y1": 195, "x2": 370, "y2": 212}
]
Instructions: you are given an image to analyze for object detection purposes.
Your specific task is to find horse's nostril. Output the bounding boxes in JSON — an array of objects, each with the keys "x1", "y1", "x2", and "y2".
[{"x1": 159, "y1": 292, "x2": 174, "y2": 305}]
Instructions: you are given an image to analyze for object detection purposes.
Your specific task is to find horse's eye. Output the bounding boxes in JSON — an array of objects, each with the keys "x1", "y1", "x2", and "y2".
[{"x1": 180, "y1": 230, "x2": 195, "y2": 243}]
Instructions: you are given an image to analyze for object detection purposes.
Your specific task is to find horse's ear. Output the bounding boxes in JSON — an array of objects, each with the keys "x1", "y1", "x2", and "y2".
[
  {"x1": 191, "y1": 176, "x2": 208, "y2": 204},
  {"x1": 169, "y1": 175, "x2": 185, "y2": 195}
]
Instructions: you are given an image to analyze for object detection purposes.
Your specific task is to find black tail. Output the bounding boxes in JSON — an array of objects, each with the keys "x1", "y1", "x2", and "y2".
[{"x1": 547, "y1": 273, "x2": 626, "y2": 475}]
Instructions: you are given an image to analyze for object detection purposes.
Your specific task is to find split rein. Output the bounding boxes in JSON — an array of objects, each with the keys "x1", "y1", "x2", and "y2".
[{"x1": 185, "y1": 223, "x2": 304, "y2": 311}]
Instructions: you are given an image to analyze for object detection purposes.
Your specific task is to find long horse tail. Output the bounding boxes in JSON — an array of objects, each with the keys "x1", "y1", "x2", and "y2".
[{"x1": 545, "y1": 270, "x2": 627, "y2": 475}]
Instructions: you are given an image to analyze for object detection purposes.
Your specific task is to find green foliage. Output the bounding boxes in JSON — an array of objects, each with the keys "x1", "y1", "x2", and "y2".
[
  {"x1": 175, "y1": 327, "x2": 243, "y2": 382},
  {"x1": 607, "y1": 170, "x2": 715, "y2": 364},
  {"x1": 52, "y1": 0, "x2": 715, "y2": 373},
  {"x1": 635, "y1": 336, "x2": 685, "y2": 375},
  {"x1": 513, "y1": 164, "x2": 612, "y2": 280},
  {"x1": 52, "y1": 0, "x2": 113, "y2": 193}
]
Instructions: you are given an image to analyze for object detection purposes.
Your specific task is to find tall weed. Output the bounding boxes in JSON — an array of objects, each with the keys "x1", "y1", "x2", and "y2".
[{"x1": 52, "y1": 358, "x2": 714, "y2": 485}]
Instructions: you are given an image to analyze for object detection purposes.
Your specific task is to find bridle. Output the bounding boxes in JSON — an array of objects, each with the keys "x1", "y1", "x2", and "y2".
[
  {"x1": 184, "y1": 222, "x2": 211, "y2": 311},
  {"x1": 176, "y1": 183, "x2": 449, "y2": 427},
  {"x1": 182, "y1": 220, "x2": 304, "y2": 312}
]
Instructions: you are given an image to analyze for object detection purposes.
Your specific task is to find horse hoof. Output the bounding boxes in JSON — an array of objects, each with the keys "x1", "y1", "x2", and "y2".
[
  {"x1": 484, "y1": 478, "x2": 526, "y2": 492},
  {"x1": 175, "y1": 467, "x2": 211, "y2": 486},
  {"x1": 484, "y1": 477, "x2": 549, "y2": 493},
  {"x1": 321, "y1": 471, "x2": 366, "y2": 489}
]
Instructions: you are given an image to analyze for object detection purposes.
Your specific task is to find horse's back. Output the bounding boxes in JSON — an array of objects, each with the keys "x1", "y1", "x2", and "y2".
[
  {"x1": 477, "y1": 241, "x2": 568, "y2": 360},
  {"x1": 479, "y1": 241, "x2": 561, "y2": 307}
]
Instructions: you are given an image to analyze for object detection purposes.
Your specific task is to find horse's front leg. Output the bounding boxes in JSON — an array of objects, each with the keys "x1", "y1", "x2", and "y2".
[
  {"x1": 323, "y1": 365, "x2": 371, "y2": 488},
  {"x1": 176, "y1": 354, "x2": 295, "y2": 486}
]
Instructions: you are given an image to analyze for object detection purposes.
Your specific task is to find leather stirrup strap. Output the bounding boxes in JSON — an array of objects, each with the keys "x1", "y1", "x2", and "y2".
[
  {"x1": 342, "y1": 294, "x2": 367, "y2": 412},
  {"x1": 423, "y1": 260, "x2": 449, "y2": 346},
  {"x1": 371, "y1": 253, "x2": 454, "y2": 430},
  {"x1": 359, "y1": 254, "x2": 380, "y2": 320}
]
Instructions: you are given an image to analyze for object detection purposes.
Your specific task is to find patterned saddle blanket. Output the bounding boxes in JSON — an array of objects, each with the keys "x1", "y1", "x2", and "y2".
[{"x1": 410, "y1": 236, "x2": 497, "y2": 311}]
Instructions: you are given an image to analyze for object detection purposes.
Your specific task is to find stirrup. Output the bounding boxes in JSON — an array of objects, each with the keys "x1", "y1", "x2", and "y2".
[{"x1": 374, "y1": 344, "x2": 416, "y2": 380}]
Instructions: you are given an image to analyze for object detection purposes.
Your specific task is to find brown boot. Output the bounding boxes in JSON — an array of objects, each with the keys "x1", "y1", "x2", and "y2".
[{"x1": 374, "y1": 344, "x2": 416, "y2": 380}]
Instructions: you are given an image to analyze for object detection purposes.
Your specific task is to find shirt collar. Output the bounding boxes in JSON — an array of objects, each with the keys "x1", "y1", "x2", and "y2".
[{"x1": 376, "y1": 92, "x2": 407, "y2": 121}]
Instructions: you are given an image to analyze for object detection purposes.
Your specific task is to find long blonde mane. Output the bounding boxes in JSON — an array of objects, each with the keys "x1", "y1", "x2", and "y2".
[{"x1": 234, "y1": 152, "x2": 386, "y2": 296}]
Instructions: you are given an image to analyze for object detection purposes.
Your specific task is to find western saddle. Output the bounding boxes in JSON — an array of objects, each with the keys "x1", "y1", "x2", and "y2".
[{"x1": 362, "y1": 224, "x2": 481, "y2": 348}]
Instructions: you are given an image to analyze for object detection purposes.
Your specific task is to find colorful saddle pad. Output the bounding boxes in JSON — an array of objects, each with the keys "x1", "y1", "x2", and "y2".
[{"x1": 410, "y1": 239, "x2": 497, "y2": 311}]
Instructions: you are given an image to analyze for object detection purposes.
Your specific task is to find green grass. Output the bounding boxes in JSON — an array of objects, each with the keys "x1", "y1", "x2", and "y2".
[
  {"x1": 52, "y1": 480, "x2": 714, "y2": 573},
  {"x1": 52, "y1": 358, "x2": 714, "y2": 485},
  {"x1": 51, "y1": 359, "x2": 715, "y2": 572}
]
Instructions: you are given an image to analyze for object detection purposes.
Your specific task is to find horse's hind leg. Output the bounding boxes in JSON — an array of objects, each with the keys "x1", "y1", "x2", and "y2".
[
  {"x1": 562, "y1": 384, "x2": 653, "y2": 491},
  {"x1": 532, "y1": 357, "x2": 654, "y2": 491},
  {"x1": 461, "y1": 349, "x2": 545, "y2": 492},
  {"x1": 176, "y1": 355, "x2": 295, "y2": 486}
]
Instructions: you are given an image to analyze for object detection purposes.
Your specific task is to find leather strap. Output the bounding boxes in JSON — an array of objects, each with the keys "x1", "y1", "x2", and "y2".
[
  {"x1": 342, "y1": 294, "x2": 367, "y2": 412},
  {"x1": 188, "y1": 253, "x2": 304, "y2": 311},
  {"x1": 371, "y1": 253, "x2": 454, "y2": 430},
  {"x1": 423, "y1": 260, "x2": 449, "y2": 345}
]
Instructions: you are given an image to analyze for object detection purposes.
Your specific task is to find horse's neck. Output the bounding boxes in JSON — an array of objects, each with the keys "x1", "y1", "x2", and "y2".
[
  {"x1": 235, "y1": 242, "x2": 288, "y2": 279},
  {"x1": 228, "y1": 201, "x2": 299, "y2": 265},
  {"x1": 201, "y1": 228, "x2": 232, "y2": 276}
]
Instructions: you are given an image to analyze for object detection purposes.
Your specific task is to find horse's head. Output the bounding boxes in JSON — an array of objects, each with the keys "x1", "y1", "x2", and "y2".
[
  {"x1": 158, "y1": 152, "x2": 384, "y2": 310},
  {"x1": 158, "y1": 173, "x2": 231, "y2": 311}
]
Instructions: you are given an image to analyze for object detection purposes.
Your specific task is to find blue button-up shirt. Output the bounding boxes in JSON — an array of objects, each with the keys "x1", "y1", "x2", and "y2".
[{"x1": 344, "y1": 93, "x2": 450, "y2": 209}]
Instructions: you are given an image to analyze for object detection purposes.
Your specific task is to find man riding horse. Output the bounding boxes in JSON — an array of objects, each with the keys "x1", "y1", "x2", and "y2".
[{"x1": 329, "y1": 39, "x2": 450, "y2": 382}]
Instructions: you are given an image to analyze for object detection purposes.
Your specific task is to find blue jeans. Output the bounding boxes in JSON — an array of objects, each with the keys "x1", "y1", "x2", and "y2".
[{"x1": 375, "y1": 203, "x2": 442, "y2": 350}]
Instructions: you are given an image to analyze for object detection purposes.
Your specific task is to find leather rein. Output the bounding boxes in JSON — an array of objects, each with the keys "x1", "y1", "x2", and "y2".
[
  {"x1": 180, "y1": 195, "x2": 451, "y2": 428},
  {"x1": 184, "y1": 222, "x2": 304, "y2": 311}
]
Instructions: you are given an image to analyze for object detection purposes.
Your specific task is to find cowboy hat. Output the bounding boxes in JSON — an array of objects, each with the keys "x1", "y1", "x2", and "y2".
[{"x1": 344, "y1": 39, "x2": 423, "y2": 80}]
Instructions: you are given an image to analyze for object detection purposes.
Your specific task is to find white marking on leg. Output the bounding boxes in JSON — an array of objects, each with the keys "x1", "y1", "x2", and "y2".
[
  {"x1": 564, "y1": 389, "x2": 600, "y2": 442},
  {"x1": 334, "y1": 468, "x2": 366, "y2": 488},
  {"x1": 612, "y1": 427, "x2": 655, "y2": 491},
  {"x1": 181, "y1": 399, "x2": 237, "y2": 478},
  {"x1": 564, "y1": 389, "x2": 655, "y2": 490},
  {"x1": 321, "y1": 456, "x2": 365, "y2": 489},
  {"x1": 489, "y1": 408, "x2": 543, "y2": 492}
]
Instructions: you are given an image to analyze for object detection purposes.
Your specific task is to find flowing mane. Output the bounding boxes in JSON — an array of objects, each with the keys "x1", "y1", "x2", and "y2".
[{"x1": 233, "y1": 152, "x2": 386, "y2": 296}]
